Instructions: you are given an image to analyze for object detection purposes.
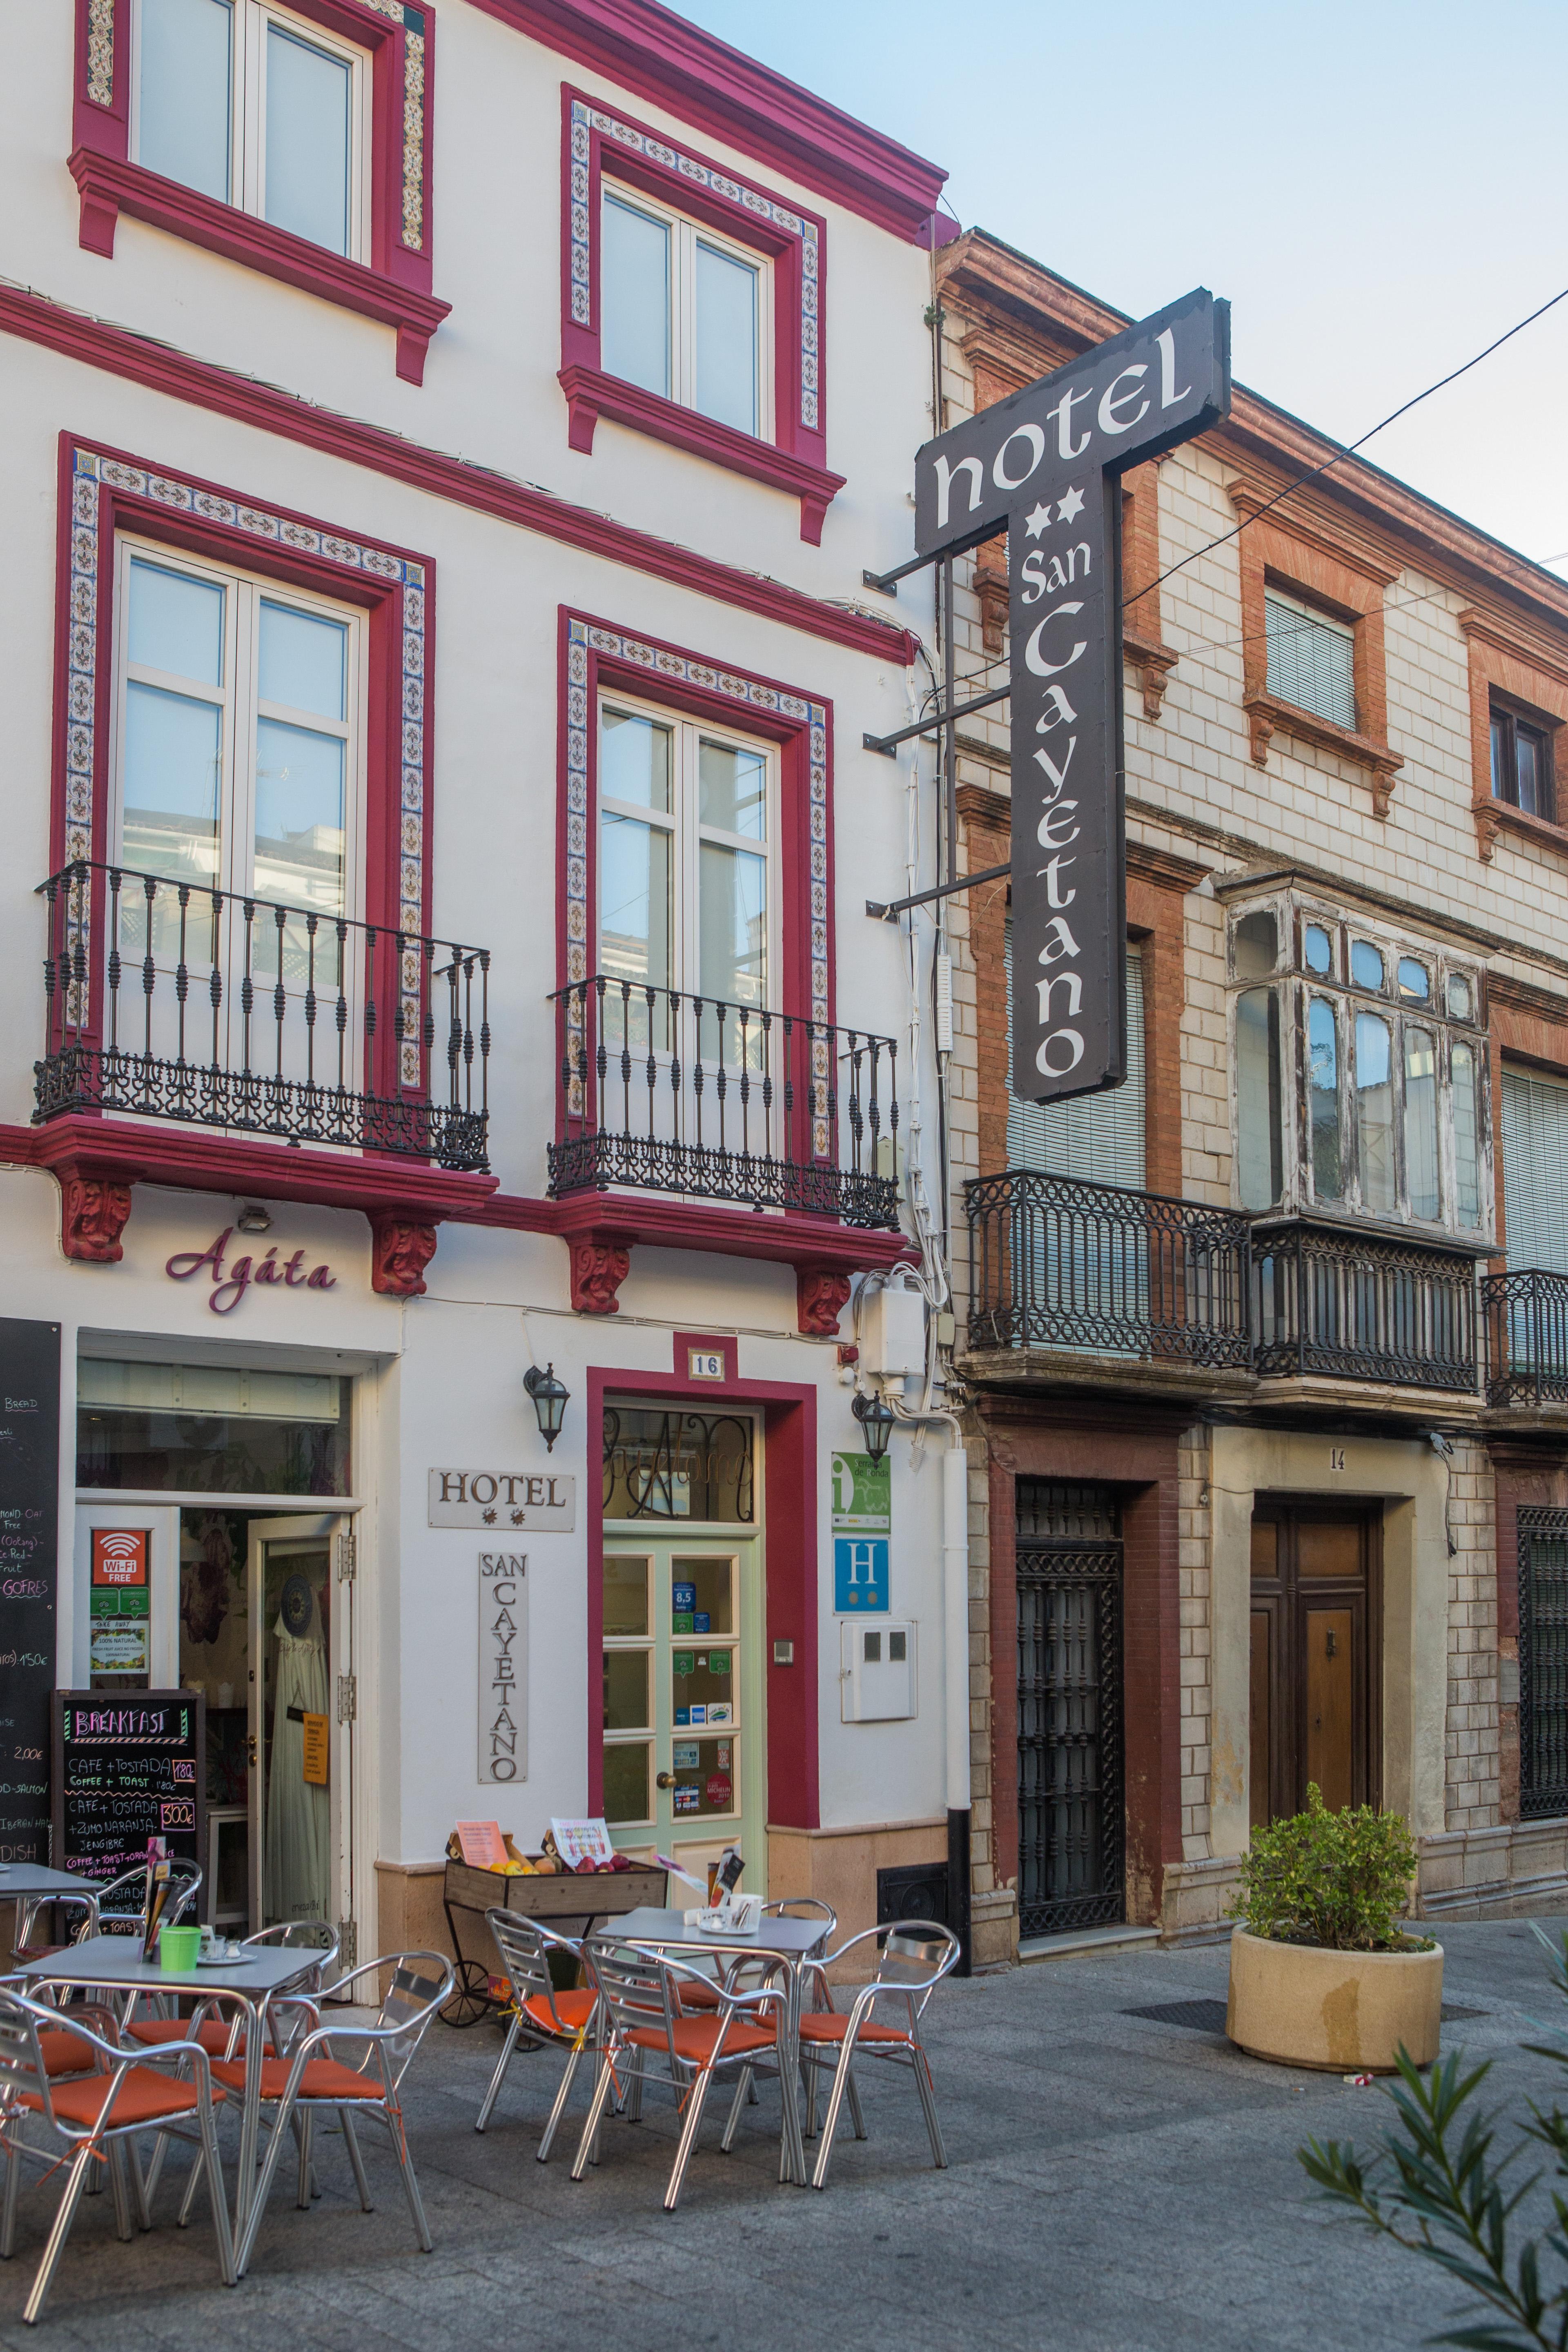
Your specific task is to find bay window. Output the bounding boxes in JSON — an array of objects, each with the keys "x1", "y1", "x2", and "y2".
[
  {"x1": 1228, "y1": 894, "x2": 1487, "y2": 1236},
  {"x1": 133, "y1": 0, "x2": 369, "y2": 260},
  {"x1": 600, "y1": 183, "x2": 771, "y2": 441}
]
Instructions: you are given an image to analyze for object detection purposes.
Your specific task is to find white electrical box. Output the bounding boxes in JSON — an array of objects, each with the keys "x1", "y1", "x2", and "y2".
[
  {"x1": 860, "y1": 1276, "x2": 924, "y2": 1376},
  {"x1": 840, "y1": 1618, "x2": 916, "y2": 1722}
]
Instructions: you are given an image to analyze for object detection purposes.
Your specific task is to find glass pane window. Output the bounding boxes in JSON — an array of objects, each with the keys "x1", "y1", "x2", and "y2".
[
  {"x1": 1233, "y1": 909, "x2": 1277, "y2": 979},
  {"x1": 600, "y1": 181, "x2": 771, "y2": 439},
  {"x1": 1492, "y1": 701, "x2": 1556, "y2": 822},
  {"x1": 1403, "y1": 1025, "x2": 1440, "y2": 1221},
  {"x1": 1397, "y1": 958, "x2": 1429, "y2": 1002},
  {"x1": 1303, "y1": 922, "x2": 1334, "y2": 977},
  {"x1": 1452, "y1": 1041, "x2": 1481, "y2": 1228},
  {"x1": 1307, "y1": 996, "x2": 1341, "y2": 1201},
  {"x1": 1265, "y1": 586, "x2": 1356, "y2": 731},
  {"x1": 1355, "y1": 1012, "x2": 1395, "y2": 1214},
  {"x1": 1236, "y1": 987, "x2": 1282, "y2": 1211},
  {"x1": 1447, "y1": 973, "x2": 1474, "y2": 1022},
  {"x1": 1350, "y1": 940, "x2": 1385, "y2": 993},
  {"x1": 135, "y1": 0, "x2": 365, "y2": 259}
]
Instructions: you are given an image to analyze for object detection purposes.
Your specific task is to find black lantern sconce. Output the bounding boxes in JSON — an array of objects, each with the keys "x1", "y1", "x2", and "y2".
[
  {"x1": 852, "y1": 1388, "x2": 896, "y2": 1466},
  {"x1": 524, "y1": 1362, "x2": 570, "y2": 1453}
]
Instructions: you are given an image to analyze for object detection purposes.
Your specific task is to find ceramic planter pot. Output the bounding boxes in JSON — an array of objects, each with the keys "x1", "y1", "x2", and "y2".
[{"x1": 1225, "y1": 1925, "x2": 1443, "y2": 2072}]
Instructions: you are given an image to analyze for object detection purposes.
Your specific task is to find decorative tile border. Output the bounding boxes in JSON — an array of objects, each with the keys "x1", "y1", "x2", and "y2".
[
  {"x1": 68, "y1": 447, "x2": 429, "y2": 1086},
  {"x1": 86, "y1": 0, "x2": 115, "y2": 107},
  {"x1": 569, "y1": 98, "x2": 819, "y2": 434},
  {"x1": 565, "y1": 616, "x2": 830, "y2": 1152}
]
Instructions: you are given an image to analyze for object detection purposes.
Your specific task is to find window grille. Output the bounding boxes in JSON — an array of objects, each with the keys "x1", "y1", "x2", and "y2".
[{"x1": 1519, "y1": 1506, "x2": 1568, "y2": 1819}]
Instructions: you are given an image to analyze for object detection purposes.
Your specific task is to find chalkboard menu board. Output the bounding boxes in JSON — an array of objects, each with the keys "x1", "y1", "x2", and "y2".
[
  {"x1": 0, "y1": 1321, "x2": 60, "y2": 1867},
  {"x1": 53, "y1": 1692, "x2": 206, "y2": 1902}
]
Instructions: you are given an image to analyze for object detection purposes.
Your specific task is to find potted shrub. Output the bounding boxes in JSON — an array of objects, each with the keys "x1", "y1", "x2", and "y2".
[{"x1": 1226, "y1": 1785, "x2": 1442, "y2": 2074}]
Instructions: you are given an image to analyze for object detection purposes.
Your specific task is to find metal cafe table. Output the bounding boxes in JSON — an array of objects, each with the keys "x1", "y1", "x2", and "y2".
[
  {"x1": 0, "y1": 1864, "x2": 103, "y2": 1952},
  {"x1": 21, "y1": 1934, "x2": 320, "y2": 2243},
  {"x1": 590, "y1": 1907, "x2": 833, "y2": 2185}
]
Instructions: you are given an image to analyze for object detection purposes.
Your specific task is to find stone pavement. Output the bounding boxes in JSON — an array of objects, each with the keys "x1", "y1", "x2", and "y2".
[{"x1": 4, "y1": 1920, "x2": 1567, "y2": 2351}]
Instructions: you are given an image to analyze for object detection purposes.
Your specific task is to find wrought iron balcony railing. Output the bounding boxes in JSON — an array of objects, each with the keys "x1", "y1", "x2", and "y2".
[
  {"x1": 1251, "y1": 1217, "x2": 1478, "y2": 1391},
  {"x1": 964, "y1": 1168, "x2": 1252, "y2": 1367},
  {"x1": 1483, "y1": 1268, "x2": 1568, "y2": 1407},
  {"x1": 548, "y1": 973, "x2": 900, "y2": 1227},
  {"x1": 36, "y1": 860, "x2": 491, "y2": 1172}
]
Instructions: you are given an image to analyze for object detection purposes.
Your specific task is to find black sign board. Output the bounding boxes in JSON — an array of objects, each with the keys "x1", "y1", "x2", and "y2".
[
  {"x1": 53, "y1": 1691, "x2": 205, "y2": 1904},
  {"x1": 0, "y1": 1321, "x2": 60, "y2": 1866},
  {"x1": 914, "y1": 288, "x2": 1230, "y2": 1100}
]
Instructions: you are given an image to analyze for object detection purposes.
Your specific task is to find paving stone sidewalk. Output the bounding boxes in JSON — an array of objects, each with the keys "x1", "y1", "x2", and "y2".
[{"x1": 4, "y1": 1918, "x2": 1566, "y2": 2351}]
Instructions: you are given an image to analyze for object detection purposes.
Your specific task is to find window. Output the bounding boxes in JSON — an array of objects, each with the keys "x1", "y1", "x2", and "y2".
[
  {"x1": 1265, "y1": 586, "x2": 1357, "y2": 732},
  {"x1": 133, "y1": 0, "x2": 368, "y2": 261},
  {"x1": 1491, "y1": 698, "x2": 1555, "y2": 822},
  {"x1": 1503, "y1": 1066, "x2": 1568, "y2": 1275},
  {"x1": 1006, "y1": 940, "x2": 1144, "y2": 1185},
  {"x1": 597, "y1": 697, "x2": 775, "y2": 1054},
  {"x1": 1227, "y1": 897, "x2": 1487, "y2": 1234},
  {"x1": 600, "y1": 184, "x2": 771, "y2": 440}
]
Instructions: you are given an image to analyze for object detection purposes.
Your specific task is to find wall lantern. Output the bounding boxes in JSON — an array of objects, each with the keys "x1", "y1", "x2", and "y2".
[
  {"x1": 852, "y1": 1389, "x2": 896, "y2": 1466},
  {"x1": 523, "y1": 1362, "x2": 570, "y2": 1453}
]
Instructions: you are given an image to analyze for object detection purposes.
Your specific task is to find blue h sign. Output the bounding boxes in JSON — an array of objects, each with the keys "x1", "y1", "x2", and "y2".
[{"x1": 834, "y1": 1536, "x2": 889, "y2": 1613}]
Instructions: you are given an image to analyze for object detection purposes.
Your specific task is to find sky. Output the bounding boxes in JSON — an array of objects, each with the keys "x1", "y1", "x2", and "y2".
[{"x1": 669, "y1": 0, "x2": 1568, "y2": 575}]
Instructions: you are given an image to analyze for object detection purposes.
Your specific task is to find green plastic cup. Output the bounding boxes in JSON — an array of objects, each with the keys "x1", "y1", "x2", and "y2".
[{"x1": 159, "y1": 1924, "x2": 201, "y2": 1973}]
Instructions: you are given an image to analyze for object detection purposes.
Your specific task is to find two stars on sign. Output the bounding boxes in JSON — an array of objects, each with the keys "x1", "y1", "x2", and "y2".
[{"x1": 1023, "y1": 484, "x2": 1085, "y2": 538}]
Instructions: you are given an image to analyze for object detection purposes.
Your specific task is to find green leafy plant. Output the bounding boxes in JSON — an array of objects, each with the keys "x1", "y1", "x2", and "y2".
[
  {"x1": 1300, "y1": 1927, "x2": 1568, "y2": 2350},
  {"x1": 1229, "y1": 1782, "x2": 1422, "y2": 1951}
]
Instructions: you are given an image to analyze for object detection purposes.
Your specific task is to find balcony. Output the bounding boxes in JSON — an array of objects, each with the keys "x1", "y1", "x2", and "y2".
[
  {"x1": 1483, "y1": 1269, "x2": 1568, "y2": 1409},
  {"x1": 964, "y1": 1169, "x2": 1252, "y2": 1387},
  {"x1": 1251, "y1": 1218, "x2": 1479, "y2": 1392},
  {"x1": 35, "y1": 860, "x2": 491, "y2": 1172},
  {"x1": 548, "y1": 975, "x2": 900, "y2": 1230},
  {"x1": 964, "y1": 1172, "x2": 1484, "y2": 1402}
]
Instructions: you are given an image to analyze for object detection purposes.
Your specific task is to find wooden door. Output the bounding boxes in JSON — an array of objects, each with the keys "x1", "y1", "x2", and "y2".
[{"x1": 1249, "y1": 1504, "x2": 1378, "y2": 1829}]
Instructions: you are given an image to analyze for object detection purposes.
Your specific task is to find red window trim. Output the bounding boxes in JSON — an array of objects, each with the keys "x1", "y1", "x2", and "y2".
[
  {"x1": 53, "y1": 430, "x2": 437, "y2": 1116},
  {"x1": 558, "y1": 87, "x2": 844, "y2": 545},
  {"x1": 69, "y1": 0, "x2": 448, "y2": 385},
  {"x1": 586, "y1": 1364, "x2": 820, "y2": 1831},
  {"x1": 555, "y1": 608, "x2": 834, "y2": 1108}
]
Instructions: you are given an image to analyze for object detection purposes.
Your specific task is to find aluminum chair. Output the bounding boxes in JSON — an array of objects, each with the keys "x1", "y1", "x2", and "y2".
[
  {"x1": 0, "y1": 1986, "x2": 232, "y2": 2323},
  {"x1": 226, "y1": 1951, "x2": 453, "y2": 2277},
  {"x1": 572, "y1": 1938, "x2": 799, "y2": 2209},
  {"x1": 475, "y1": 1910, "x2": 597, "y2": 2153},
  {"x1": 795, "y1": 1920, "x2": 958, "y2": 2189},
  {"x1": 9, "y1": 1888, "x2": 100, "y2": 1965}
]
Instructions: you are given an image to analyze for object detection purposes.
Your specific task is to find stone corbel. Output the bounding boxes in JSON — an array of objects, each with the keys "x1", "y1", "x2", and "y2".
[
  {"x1": 58, "y1": 1172, "x2": 134, "y2": 1265},
  {"x1": 1474, "y1": 799, "x2": 1504, "y2": 862},
  {"x1": 1124, "y1": 630, "x2": 1178, "y2": 722},
  {"x1": 796, "y1": 1267, "x2": 852, "y2": 1336},
  {"x1": 1246, "y1": 703, "x2": 1275, "y2": 766},
  {"x1": 976, "y1": 552, "x2": 1008, "y2": 655},
  {"x1": 570, "y1": 1233, "x2": 633, "y2": 1315},
  {"x1": 369, "y1": 1214, "x2": 440, "y2": 1298}
]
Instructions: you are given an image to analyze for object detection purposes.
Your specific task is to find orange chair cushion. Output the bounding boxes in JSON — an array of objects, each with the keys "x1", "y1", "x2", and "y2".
[
  {"x1": 521, "y1": 1990, "x2": 596, "y2": 2036},
  {"x1": 625, "y1": 2016, "x2": 776, "y2": 2063},
  {"x1": 675, "y1": 1981, "x2": 722, "y2": 2011},
  {"x1": 211, "y1": 2056, "x2": 384, "y2": 2103},
  {"x1": 797, "y1": 2013, "x2": 913, "y2": 2047},
  {"x1": 20, "y1": 2067, "x2": 223, "y2": 2129},
  {"x1": 36, "y1": 2029, "x2": 96, "y2": 2078},
  {"x1": 128, "y1": 2019, "x2": 271, "y2": 2058}
]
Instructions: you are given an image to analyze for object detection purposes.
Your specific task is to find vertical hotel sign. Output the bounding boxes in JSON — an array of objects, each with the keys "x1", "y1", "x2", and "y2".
[{"x1": 913, "y1": 289, "x2": 1229, "y2": 1102}]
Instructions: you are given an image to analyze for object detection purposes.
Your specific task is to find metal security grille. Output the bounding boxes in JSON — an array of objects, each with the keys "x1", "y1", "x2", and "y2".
[
  {"x1": 1016, "y1": 1480, "x2": 1124, "y2": 1938},
  {"x1": 1519, "y1": 1506, "x2": 1568, "y2": 1819}
]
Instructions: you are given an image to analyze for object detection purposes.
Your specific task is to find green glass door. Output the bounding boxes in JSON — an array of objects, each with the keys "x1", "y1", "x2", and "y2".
[{"x1": 601, "y1": 1532, "x2": 764, "y2": 1891}]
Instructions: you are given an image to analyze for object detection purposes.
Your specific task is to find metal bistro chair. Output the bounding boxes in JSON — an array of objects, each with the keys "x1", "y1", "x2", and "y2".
[
  {"x1": 9, "y1": 1887, "x2": 101, "y2": 1967},
  {"x1": 572, "y1": 1938, "x2": 799, "y2": 2210},
  {"x1": 795, "y1": 1920, "x2": 959, "y2": 2190},
  {"x1": 0, "y1": 1986, "x2": 233, "y2": 2324},
  {"x1": 474, "y1": 1911, "x2": 598, "y2": 2154},
  {"x1": 227, "y1": 1951, "x2": 453, "y2": 2277}
]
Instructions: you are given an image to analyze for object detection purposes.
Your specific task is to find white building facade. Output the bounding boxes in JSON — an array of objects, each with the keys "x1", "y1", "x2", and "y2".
[{"x1": 0, "y1": 0, "x2": 964, "y2": 1969}]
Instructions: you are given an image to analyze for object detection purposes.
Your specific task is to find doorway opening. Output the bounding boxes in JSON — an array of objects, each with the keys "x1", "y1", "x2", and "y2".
[
  {"x1": 1014, "y1": 1480, "x2": 1125, "y2": 1939},
  {"x1": 1250, "y1": 1500, "x2": 1381, "y2": 1828}
]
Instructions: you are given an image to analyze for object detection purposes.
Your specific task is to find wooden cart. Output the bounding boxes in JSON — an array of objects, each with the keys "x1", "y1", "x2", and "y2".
[{"x1": 439, "y1": 1858, "x2": 669, "y2": 2025}]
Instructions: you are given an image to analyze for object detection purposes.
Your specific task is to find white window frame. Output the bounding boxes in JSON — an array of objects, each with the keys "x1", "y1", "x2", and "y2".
[
  {"x1": 131, "y1": 0, "x2": 372, "y2": 263},
  {"x1": 110, "y1": 532, "x2": 368, "y2": 924},
  {"x1": 600, "y1": 179, "x2": 775, "y2": 442},
  {"x1": 596, "y1": 690, "x2": 780, "y2": 1015}
]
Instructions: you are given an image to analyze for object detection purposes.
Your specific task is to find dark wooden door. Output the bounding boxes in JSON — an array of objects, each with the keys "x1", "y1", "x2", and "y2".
[{"x1": 1249, "y1": 1503, "x2": 1378, "y2": 1829}]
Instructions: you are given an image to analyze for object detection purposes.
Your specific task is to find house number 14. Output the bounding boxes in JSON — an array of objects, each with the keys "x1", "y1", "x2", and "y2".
[{"x1": 1329, "y1": 1448, "x2": 1346, "y2": 1472}]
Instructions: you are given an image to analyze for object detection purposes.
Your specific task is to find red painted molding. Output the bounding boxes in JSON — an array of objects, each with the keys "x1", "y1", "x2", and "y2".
[
  {"x1": 0, "y1": 286, "x2": 914, "y2": 666},
  {"x1": 369, "y1": 1215, "x2": 441, "y2": 1296},
  {"x1": 9, "y1": 1119, "x2": 498, "y2": 1223},
  {"x1": 68, "y1": 151, "x2": 451, "y2": 385},
  {"x1": 558, "y1": 367, "x2": 844, "y2": 543},
  {"x1": 549, "y1": 1193, "x2": 912, "y2": 1273},
  {"x1": 586, "y1": 1363, "x2": 820, "y2": 1830},
  {"x1": 471, "y1": 0, "x2": 946, "y2": 243}
]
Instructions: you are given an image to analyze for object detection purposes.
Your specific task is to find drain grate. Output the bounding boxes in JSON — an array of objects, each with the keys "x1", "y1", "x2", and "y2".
[{"x1": 1122, "y1": 1999, "x2": 1228, "y2": 2031}]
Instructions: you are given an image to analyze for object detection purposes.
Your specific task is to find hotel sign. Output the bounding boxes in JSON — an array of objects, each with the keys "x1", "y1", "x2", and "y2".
[
  {"x1": 428, "y1": 1469, "x2": 575, "y2": 1531},
  {"x1": 913, "y1": 287, "x2": 1229, "y2": 1102}
]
